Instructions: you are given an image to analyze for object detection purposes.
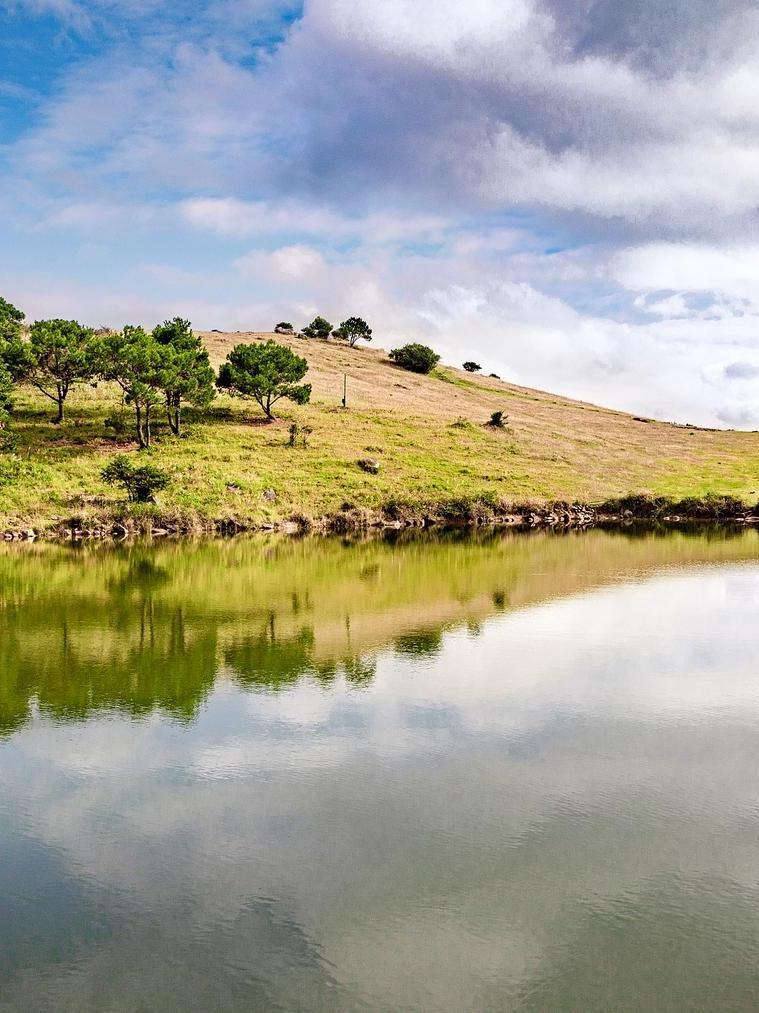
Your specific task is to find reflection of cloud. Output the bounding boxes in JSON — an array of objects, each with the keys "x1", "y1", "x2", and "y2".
[{"x1": 4, "y1": 565, "x2": 759, "y2": 1006}]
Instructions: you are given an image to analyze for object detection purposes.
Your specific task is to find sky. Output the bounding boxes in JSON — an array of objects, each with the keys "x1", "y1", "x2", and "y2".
[{"x1": 2, "y1": 0, "x2": 759, "y2": 426}]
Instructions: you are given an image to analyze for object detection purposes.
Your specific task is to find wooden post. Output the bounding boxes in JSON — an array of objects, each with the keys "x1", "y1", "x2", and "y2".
[{"x1": 342, "y1": 373, "x2": 347, "y2": 408}]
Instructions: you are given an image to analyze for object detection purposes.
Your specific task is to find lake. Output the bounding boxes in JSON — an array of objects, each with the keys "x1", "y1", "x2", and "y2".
[{"x1": 2, "y1": 528, "x2": 759, "y2": 1011}]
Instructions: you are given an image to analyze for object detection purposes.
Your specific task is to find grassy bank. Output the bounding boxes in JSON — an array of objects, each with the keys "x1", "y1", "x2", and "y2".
[{"x1": 2, "y1": 330, "x2": 759, "y2": 533}]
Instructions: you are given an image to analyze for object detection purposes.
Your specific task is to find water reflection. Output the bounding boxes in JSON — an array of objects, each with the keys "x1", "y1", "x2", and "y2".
[
  {"x1": 1, "y1": 530, "x2": 759, "y2": 1010},
  {"x1": 2, "y1": 527, "x2": 759, "y2": 734}
]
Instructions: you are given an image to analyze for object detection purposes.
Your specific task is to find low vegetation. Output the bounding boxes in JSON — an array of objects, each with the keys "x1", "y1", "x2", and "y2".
[
  {"x1": 2, "y1": 292, "x2": 759, "y2": 534},
  {"x1": 389, "y1": 343, "x2": 441, "y2": 374},
  {"x1": 101, "y1": 455, "x2": 169, "y2": 503}
]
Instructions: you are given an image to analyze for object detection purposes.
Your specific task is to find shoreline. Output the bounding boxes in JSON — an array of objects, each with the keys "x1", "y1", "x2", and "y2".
[{"x1": 4, "y1": 495, "x2": 759, "y2": 542}]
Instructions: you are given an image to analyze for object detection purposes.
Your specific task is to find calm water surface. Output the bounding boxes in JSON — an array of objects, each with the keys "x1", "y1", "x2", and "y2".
[{"x1": 2, "y1": 529, "x2": 759, "y2": 1011}]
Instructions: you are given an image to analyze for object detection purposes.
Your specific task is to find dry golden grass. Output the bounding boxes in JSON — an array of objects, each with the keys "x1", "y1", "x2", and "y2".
[{"x1": 202, "y1": 330, "x2": 759, "y2": 502}]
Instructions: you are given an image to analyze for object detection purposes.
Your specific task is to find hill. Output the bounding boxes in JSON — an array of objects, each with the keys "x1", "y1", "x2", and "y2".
[{"x1": 2, "y1": 330, "x2": 759, "y2": 533}]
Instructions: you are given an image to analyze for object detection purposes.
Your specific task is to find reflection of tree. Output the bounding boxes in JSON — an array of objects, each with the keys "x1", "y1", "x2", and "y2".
[
  {"x1": 225, "y1": 628, "x2": 316, "y2": 689},
  {"x1": 4, "y1": 525, "x2": 747, "y2": 736},
  {"x1": 106, "y1": 553, "x2": 170, "y2": 595},
  {"x1": 394, "y1": 629, "x2": 443, "y2": 658},
  {"x1": 0, "y1": 598, "x2": 218, "y2": 737},
  {"x1": 343, "y1": 656, "x2": 377, "y2": 686}
]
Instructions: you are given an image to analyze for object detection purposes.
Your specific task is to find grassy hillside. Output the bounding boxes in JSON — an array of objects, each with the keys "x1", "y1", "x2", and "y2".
[{"x1": 2, "y1": 330, "x2": 759, "y2": 531}]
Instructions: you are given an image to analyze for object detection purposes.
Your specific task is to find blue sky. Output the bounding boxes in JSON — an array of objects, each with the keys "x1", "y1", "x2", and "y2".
[{"x1": 3, "y1": 0, "x2": 759, "y2": 426}]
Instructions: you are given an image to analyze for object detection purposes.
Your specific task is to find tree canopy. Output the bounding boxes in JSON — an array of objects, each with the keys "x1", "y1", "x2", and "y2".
[
  {"x1": 23, "y1": 319, "x2": 97, "y2": 423},
  {"x1": 463, "y1": 361, "x2": 481, "y2": 373},
  {"x1": 334, "y1": 317, "x2": 372, "y2": 347},
  {"x1": 302, "y1": 316, "x2": 332, "y2": 340},
  {"x1": 152, "y1": 318, "x2": 215, "y2": 435},
  {"x1": 0, "y1": 296, "x2": 24, "y2": 344},
  {"x1": 97, "y1": 326, "x2": 165, "y2": 447},
  {"x1": 217, "y1": 340, "x2": 311, "y2": 420}
]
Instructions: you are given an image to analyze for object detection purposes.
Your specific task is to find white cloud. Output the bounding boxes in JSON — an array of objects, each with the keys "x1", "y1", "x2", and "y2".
[
  {"x1": 235, "y1": 243, "x2": 328, "y2": 280},
  {"x1": 180, "y1": 197, "x2": 449, "y2": 244},
  {"x1": 612, "y1": 243, "x2": 759, "y2": 302}
]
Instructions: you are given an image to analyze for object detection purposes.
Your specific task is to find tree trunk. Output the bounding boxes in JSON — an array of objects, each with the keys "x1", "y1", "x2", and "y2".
[
  {"x1": 55, "y1": 384, "x2": 65, "y2": 424},
  {"x1": 144, "y1": 404, "x2": 152, "y2": 447},
  {"x1": 135, "y1": 404, "x2": 146, "y2": 449},
  {"x1": 166, "y1": 393, "x2": 181, "y2": 435}
]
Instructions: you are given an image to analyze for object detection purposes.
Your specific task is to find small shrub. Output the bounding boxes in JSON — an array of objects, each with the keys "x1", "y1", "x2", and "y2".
[
  {"x1": 101, "y1": 454, "x2": 169, "y2": 503},
  {"x1": 489, "y1": 373, "x2": 501, "y2": 379},
  {"x1": 288, "y1": 512, "x2": 313, "y2": 533},
  {"x1": 389, "y1": 343, "x2": 440, "y2": 374},
  {"x1": 463, "y1": 361, "x2": 481, "y2": 373},
  {"x1": 450, "y1": 417, "x2": 474, "y2": 430},
  {"x1": 288, "y1": 422, "x2": 313, "y2": 447},
  {"x1": 104, "y1": 412, "x2": 129, "y2": 437},
  {"x1": 487, "y1": 411, "x2": 508, "y2": 428}
]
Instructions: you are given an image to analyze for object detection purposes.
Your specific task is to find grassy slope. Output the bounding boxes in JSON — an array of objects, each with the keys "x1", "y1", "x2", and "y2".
[{"x1": 2, "y1": 330, "x2": 759, "y2": 529}]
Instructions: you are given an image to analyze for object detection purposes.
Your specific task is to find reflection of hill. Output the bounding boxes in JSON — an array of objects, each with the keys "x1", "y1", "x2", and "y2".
[{"x1": 1, "y1": 529, "x2": 758, "y2": 733}]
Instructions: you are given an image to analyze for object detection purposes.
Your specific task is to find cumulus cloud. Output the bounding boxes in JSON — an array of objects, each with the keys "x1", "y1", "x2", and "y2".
[
  {"x1": 11, "y1": 0, "x2": 759, "y2": 227},
  {"x1": 612, "y1": 243, "x2": 759, "y2": 302}
]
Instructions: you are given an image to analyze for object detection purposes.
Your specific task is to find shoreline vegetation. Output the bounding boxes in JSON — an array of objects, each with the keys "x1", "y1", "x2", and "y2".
[
  {"x1": 3, "y1": 308, "x2": 759, "y2": 541},
  {"x1": 6, "y1": 495, "x2": 759, "y2": 542}
]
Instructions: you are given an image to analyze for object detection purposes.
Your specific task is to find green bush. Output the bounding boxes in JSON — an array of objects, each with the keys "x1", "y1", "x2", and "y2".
[
  {"x1": 101, "y1": 455, "x2": 169, "y2": 503},
  {"x1": 389, "y1": 343, "x2": 440, "y2": 374},
  {"x1": 463, "y1": 361, "x2": 481, "y2": 373}
]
